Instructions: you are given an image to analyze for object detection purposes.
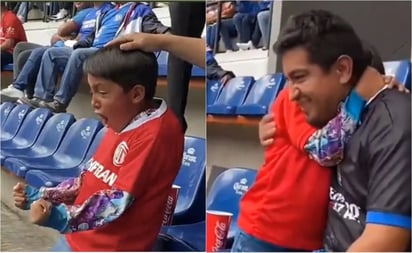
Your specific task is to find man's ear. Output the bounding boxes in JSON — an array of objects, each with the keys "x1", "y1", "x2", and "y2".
[{"x1": 335, "y1": 55, "x2": 354, "y2": 85}]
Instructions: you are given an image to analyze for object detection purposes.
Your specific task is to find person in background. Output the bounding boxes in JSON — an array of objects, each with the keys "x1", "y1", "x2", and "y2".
[
  {"x1": 256, "y1": 0, "x2": 272, "y2": 50},
  {"x1": 206, "y1": 48, "x2": 235, "y2": 84},
  {"x1": 1, "y1": 2, "x2": 27, "y2": 69}
]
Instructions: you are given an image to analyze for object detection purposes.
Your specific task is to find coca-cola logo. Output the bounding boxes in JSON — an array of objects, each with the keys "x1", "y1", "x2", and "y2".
[
  {"x1": 162, "y1": 195, "x2": 175, "y2": 225},
  {"x1": 212, "y1": 221, "x2": 227, "y2": 251}
]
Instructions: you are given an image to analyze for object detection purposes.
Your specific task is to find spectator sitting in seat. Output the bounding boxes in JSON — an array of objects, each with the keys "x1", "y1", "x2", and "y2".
[
  {"x1": 256, "y1": 0, "x2": 272, "y2": 50},
  {"x1": 1, "y1": 2, "x2": 27, "y2": 69},
  {"x1": 233, "y1": 0, "x2": 262, "y2": 51},
  {"x1": 13, "y1": 45, "x2": 184, "y2": 252},
  {"x1": 0, "y1": 2, "x2": 98, "y2": 101},
  {"x1": 19, "y1": 2, "x2": 170, "y2": 113},
  {"x1": 206, "y1": 48, "x2": 235, "y2": 84},
  {"x1": 206, "y1": 1, "x2": 237, "y2": 52}
]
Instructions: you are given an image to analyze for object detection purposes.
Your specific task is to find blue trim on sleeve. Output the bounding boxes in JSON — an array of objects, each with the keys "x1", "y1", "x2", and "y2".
[
  {"x1": 45, "y1": 204, "x2": 69, "y2": 233},
  {"x1": 344, "y1": 90, "x2": 366, "y2": 123},
  {"x1": 367, "y1": 211, "x2": 411, "y2": 230}
]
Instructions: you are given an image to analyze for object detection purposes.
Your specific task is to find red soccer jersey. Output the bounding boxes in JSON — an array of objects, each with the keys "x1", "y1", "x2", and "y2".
[
  {"x1": 238, "y1": 89, "x2": 331, "y2": 250},
  {"x1": 66, "y1": 100, "x2": 184, "y2": 251},
  {"x1": 1, "y1": 10, "x2": 27, "y2": 53}
]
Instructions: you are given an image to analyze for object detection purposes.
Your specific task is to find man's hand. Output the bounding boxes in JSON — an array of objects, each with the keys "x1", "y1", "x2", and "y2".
[
  {"x1": 106, "y1": 33, "x2": 166, "y2": 52},
  {"x1": 384, "y1": 75, "x2": 410, "y2": 93},
  {"x1": 13, "y1": 182, "x2": 27, "y2": 210},
  {"x1": 259, "y1": 114, "x2": 276, "y2": 147},
  {"x1": 30, "y1": 199, "x2": 52, "y2": 225}
]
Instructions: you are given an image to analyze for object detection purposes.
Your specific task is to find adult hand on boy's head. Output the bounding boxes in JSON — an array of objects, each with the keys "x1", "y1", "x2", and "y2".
[
  {"x1": 106, "y1": 33, "x2": 165, "y2": 52},
  {"x1": 13, "y1": 182, "x2": 27, "y2": 210},
  {"x1": 30, "y1": 199, "x2": 52, "y2": 225},
  {"x1": 259, "y1": 114, "x2": 276, "y2": 148},
  {"x1": 383, "y1": 75, "x2": 409, "y2": 93}
]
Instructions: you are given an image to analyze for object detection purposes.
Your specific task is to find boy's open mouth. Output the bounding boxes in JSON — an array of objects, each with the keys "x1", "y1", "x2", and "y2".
[{"x1": 96, "y1": 113, "x2": 108, "y2": 126}]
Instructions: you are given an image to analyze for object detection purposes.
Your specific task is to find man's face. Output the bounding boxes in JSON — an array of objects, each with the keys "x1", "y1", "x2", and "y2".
[{"x1": 282, "y1": 46, "x2": 352, "y2": 128}]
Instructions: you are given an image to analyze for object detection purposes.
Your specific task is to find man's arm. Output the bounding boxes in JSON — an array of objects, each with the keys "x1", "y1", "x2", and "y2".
[{"x1": 348, "y1": 98, "x2": 411, "y2": 251}]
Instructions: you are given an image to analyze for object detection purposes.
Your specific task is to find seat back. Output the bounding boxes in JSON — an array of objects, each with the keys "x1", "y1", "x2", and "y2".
[
  {"x1": 173, "y1": 136, "x2": 206, "y2": 222},
  {"x1": 207, "y1": 79, "x2": 222, "y2": 106},
  {"x1": 1, "y1": 104, "x2": 32, "y2": 139},
  {"x1": 54, "y1": 118, "x2": 102, "y2": 161},
  {"x1": 213, "y1": 76, "x2": 255, "y2": 106},
  {"x1": 242, "y1": 73, "x2": 285, "y2": 106},
  {"x1": 6, "y1": 108, "x2": 52, "y2": 147},
  {"x1": 207, "y1": 168, "x2": 257, "y2": 238},
  {"x1": 0, "y1": 102, "x2": 16, "y2": 127},
  {"x1": 384, "y1": 60, "x2": 411, "y2": 89},
  {"x1": 31, "y1": 113, "x2": 76, "y2": 154}
]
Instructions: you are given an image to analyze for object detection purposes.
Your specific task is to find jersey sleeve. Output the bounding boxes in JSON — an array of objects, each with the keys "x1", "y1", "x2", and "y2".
[
  {"x1": 71, "y1": 8, "x2": 91, "y2": 27},
  {"x1": 365, "y1": 99, "x2": 411, "y2": 230}
]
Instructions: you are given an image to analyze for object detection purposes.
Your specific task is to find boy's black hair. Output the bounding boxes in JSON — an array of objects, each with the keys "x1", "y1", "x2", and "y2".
[
  {"x1": 363, "y1": 40, "x2": 385, "y2": 75},
  {"x1": 83, "y1": 45, "x2": 158, "y2": 99},
  {"x1": 273, "y1": 9, "x2": 369, "y2": 85}
]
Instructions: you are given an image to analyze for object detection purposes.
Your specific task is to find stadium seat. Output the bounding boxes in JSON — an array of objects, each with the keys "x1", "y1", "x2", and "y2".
[
  {"x1": 4, "y1": 118, "x2": 101, "y2": 178},
  {"x1": 0, "y1": 104, "x2": 32, "y2": 141},
  {"x1": 25, "y1": 127, "x2": 107, "y2": 187},
  {"x1": 1, "y1": 108, "x2": 52, "y2": 150},
  {"x1": 173, "y1": 136, "x2": 206, "y2": 225},
  {"x1": 236, "y1": 73, "x2": 286, "y2": 116},
  {"x1": 0, "y1": 113, "x2": 75, "y2": 166},
  {"x1": 153, "y1": 233, "x2": 197, "y2": 252},
  {"x1": 384, "y1": 60, "x2": 411, "y2": 89},
  {"x1": 157, "y1": 51, "x2": 205, "y2": 78},
  {"x1": 0, "y1": 102, "x2": 16, "y2": 127},
  {"x1": 206, "y1": 79, "x2": 222, "y2": 107},
  {"x1": 161, "y1": 221, "x2": 205, "y2": 251},
  {"x1": 207, "y1": 76, "x2": 255, "y2": 115},
  {"x1": 207, "y1": 167, "x2": 257, "y2": 248}
]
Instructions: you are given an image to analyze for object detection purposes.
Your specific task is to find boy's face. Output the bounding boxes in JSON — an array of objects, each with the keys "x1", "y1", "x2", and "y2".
[{"x1": 87, "y1": 74, "x2": 145, "y2": 132}]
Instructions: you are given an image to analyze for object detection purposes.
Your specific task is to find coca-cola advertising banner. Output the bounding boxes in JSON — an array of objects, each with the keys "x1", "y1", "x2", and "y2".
[
  {"x1": 206, "y1": 210, "x2": 233, "y2": 252},
  {"x1": 162, "y1": 184, "x2": 181, "y2": 226}
]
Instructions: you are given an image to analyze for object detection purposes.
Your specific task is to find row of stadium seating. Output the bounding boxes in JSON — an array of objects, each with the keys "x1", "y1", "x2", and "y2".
[
  {"x1": 207, "y1": 60, "x2": 411, "y2": 117},
  {"x1": 1, "y1": 51, "x2": 205, "y2": 78}
]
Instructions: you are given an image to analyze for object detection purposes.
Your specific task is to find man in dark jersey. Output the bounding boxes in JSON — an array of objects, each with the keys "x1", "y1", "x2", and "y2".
[{"x1": 273, "y1": 9, "x2": 411, "y2": 251}]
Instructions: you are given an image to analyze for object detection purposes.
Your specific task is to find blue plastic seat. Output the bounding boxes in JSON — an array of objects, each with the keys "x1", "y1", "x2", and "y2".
[
  {"x1": 157, "y1": 51, "x2": 205, "y2": 78},
  {"x1": 161, "y1": 221, "x2": 205, "y2": 251},
  {"x1": 1, "y1": 113, "x2": 75, "y2": 166},
  {"x1": 207, "y1": 79, "x2": 222, "y2": 107},
  {"x1": 207, "y1": 168, "x2": 257, "y2": 248},
  {"x1": 0, "y1": 104, "x2": 32, "y2": 141},
  {"x1": 207, "y1": 76, "x2": 255, "y2": 115},
  {"x1": 5, "y1": 118, "x2": 102, "y2": 178},
  {"x1": 173, "y1": 136, "x2": 206, "y2": 225},
  {"x1": 25, "y1": 127, "x2": 107, "y2": 187},
  {"x1": 0, "y1": 102, "x2": 16, "y2": 127},
  {"x1": 236, "y1": 73, "x2": 286, "y2": 116},
  {"x1": 384, "y1": 60, "x2": 411, "y2": 89},
  {"x1": 153, "y1": 233, "x2": 197, "y2": 252},
  {"x1": 1, "y1": 108, "x2": 52, "y2": 150}
]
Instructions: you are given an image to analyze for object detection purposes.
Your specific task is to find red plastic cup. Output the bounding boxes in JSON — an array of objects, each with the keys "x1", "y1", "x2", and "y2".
[
  {"x1": 206, "y1": 210, "x2": 233, "y2": 252},
  {"x1": 162, "y1": 184, "x2": 181, "y2": 226}
]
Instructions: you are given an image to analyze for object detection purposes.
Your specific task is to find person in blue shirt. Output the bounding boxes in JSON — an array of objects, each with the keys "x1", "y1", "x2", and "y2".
[{"x1": 0, "y1": 2, "x2": 96, "y2": 101}]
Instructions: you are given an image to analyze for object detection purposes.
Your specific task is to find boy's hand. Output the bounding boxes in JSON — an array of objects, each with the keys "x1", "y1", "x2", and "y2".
[
  {"x1": 13, "y1": 182, "x2": 27, "y2": 209},
  {"x1": 259, "y1": 114, "x2": 276, "y2": 147},
  {"x1": 30, "y1": 199, "x2": 52, "y2": 225}
]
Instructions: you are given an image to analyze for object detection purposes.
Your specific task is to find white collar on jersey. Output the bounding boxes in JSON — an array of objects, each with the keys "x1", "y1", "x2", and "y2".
[{"x1": 120, "y1": 98, "x2": 167, "y2": 134}]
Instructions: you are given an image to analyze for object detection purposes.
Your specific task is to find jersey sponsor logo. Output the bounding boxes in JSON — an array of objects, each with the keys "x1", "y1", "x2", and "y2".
[
  {"x1": 113, "y1": 141, "x2": 128, "y2": 166},
  {"x1": 330, "y1": 187, "x2": 361, "y2": 223},
  {"x1": 87, "y1": 159, "x2": 118, "y2": 186}
]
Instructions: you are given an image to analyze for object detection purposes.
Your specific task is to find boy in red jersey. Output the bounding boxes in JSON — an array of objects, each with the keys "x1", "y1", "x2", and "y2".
[
  {"x1": 12, "y1": 46, "x2": 184, "y2": 251},
  {"x1": 233, "y1": 40, "x2": 405, "y2": 251}
]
